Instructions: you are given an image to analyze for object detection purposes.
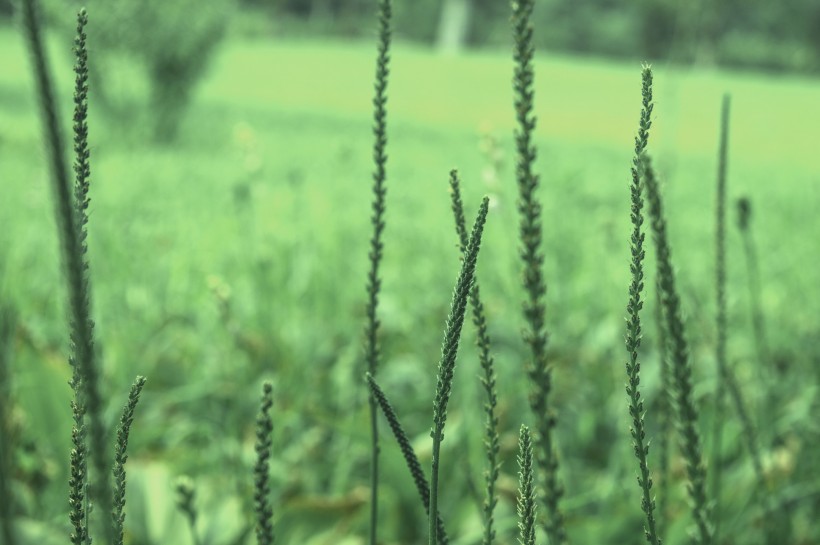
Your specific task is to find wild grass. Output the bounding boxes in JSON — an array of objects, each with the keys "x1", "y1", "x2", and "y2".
[{"x1": 2, "y1": 0, "x2": 819, "y2": 544}]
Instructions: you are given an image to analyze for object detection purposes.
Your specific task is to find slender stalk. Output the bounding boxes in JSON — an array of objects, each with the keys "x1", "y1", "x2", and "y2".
[
  {"x1": 364, "y1": 2, "x2": 392, "y2": 544},
  {"x1": 366, "y1": 374, "x2": 449, "y2": 545},
  {"x1": 254, "y1": 382, "x2": 275, "y2": 545},
  {"x1": 642, "y1": 156, "x2": 712, "y2": 545},
  {"x1": 0, "y1": 307, "x2": 17, "y2": 545},
  {"x1": 112, "y1": 376, "x2": 147, "y2": 545},
  {"x1": 736, "y1": 198, "x2": 771, "y2": 377},
  {"x1": 448, "y1": 170, "x2": 500, "y2": 545},
  {"x1": 709, "y1": 94, "x2": 731, "y2": 543},
  {"x1": 517, "y1": 425, "x2": 537, "y2": 545},
  {"x1": 510, "y1": 1, "x2": 566, "y2": 542},
  {"x1": 20, "y1": 4, "x2": 113, "y2": 543},
  {"x1": 430, "y1": 197, "x2": 490, "y2": 545},
  {"x1": 624, "y1": 65, "x2": 661, "y2": 545},
  {"x1": 654, "y1": 284, "x2": 672, "y2": 540}
]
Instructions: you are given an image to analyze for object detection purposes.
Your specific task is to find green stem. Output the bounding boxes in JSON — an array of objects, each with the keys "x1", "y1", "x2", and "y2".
[{"x1": 429, "y1": 197, "x2": 489, "y2": 545}]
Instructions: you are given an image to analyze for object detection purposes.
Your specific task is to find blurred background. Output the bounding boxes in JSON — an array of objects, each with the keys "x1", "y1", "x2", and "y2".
[{"x1": 1, "y1": 1, "x2": 819, "y2": 544}]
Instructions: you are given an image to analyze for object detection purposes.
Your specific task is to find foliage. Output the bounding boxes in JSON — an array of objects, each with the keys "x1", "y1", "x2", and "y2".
[
  {"x1": 2, "y1": 1, "x2": 820, "y2": 544},
  {"x1": 39, "y1": 0, "x2": 233, "y2": 141}
]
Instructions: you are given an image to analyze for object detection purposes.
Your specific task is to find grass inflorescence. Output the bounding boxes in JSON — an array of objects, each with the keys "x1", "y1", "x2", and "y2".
[
  {"x1": 430, "y1": 196, "x2": 489, "y2": 545},
  {"x1": 642, "y1": 155, "x2": 713, "y2": 545},
  {"x1": 113, "y1": 376, "x2": 147, "y2": 545},
  {"x1": 448, "y1": 170, "x2": 500, "y2": 545},
  {"x1": 516, "y1": 425, "x2": 537, "y2": 545},
  {"x1": 510, "y1": 0, "x2": 566, "y2": 542},
  {"x1": 623, "y1": 65, "x2": 661, "y2": 545},
  {"x1": 364, "y1": 1, "x2": 392, "y2": 543},
  {"x1": 254, "y1": 382, "x2": 275, "y2": 545},
  {"x1": 366, "y1": 373, "x2": 450, "y2": 545}
]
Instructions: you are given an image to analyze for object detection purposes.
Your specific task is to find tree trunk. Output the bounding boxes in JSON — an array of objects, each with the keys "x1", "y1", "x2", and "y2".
[{"x1": 436, "y1": 0, "x2": 472, "y2": 54}]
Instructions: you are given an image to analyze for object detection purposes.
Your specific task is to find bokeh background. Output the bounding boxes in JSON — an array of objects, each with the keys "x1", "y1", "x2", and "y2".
[{"x1": 1, "y1": 1, "x2": 819, "y2": 544}]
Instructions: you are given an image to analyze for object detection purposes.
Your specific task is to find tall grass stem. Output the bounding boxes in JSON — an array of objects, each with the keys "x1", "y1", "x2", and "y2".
[
  {"x1": 366, "y1": 374, "x2": 449, "y2": 545},
  {"x1": 642, "y1": 156, "x2": 712, "y2": 545},
  {"x1": 364, "y1": 2, "x2": 392, "y2": 544},
  {"x1": 448, "y1": 170, "x2": 500, "y2": 545},
  {"x1": 511, "y1": 1, "x2": 566, "y2": 541},
  {"x1": 623, "y1": 65, "x2": 661, "y2": 545},
  {"x1": 430, "y1": 197, "x2": 489, "y2": 545}
]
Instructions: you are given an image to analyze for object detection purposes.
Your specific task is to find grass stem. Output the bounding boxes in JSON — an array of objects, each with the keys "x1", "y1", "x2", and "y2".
[{"x1": 430, "y1": 197, "x2": 489, "y2": 545}]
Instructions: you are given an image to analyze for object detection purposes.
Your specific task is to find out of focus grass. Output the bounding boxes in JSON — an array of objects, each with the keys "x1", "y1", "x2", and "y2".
[{"x1": 1, "y1": 21, "x2": 819, "y2": 544}]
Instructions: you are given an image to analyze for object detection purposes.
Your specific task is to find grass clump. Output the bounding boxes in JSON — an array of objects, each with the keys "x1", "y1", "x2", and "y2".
[{"x1": 20, "y1": 4, "x2": 147, "y2": 543}]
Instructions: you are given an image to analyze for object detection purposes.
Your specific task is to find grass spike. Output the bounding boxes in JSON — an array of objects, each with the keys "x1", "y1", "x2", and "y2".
[
  {"x1": 709, "y1": 94, "x2": 731, "y2": 542},
  {"x1": 366, "y1": 374, "x2": 449, "y2": 545},
  {"x1": 254, "y1": 382, "x2": 275, "y2": 545},
  {"x1": 364, "y1": 1, "x2": 392, "y2": 543},
  {"x1": 642, "y1": 155, "x2": 712, "y2": 545},
  {"x1": 0, "y1": 307, "x2": 18, "y2": 545},
  {"x1": 517, "y1": 425, "x2": 537, "y2": 545},
  {"x1": 112, "y1": 376, "x2": 147, "y2": 545},
  {"x1": 430, "y1": 196, "x2": 490, "y2": 545},
  {"x1": 511, "y1": 1, "x2": 566, "y2": 542},
  {"x1": 448, "y1": 170, "x2": 500, "y2": 545},
  {"x1": 20, "y1": 4, "x2": 114, "y2": 543},
  {"x1": 624, "y1": 65, "x2": 662, "y2": 545}
]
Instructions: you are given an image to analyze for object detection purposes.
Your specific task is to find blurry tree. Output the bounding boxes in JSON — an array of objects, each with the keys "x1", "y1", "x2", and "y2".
[
  {"x1": 43, "y1": 0, "x2": 233, "y2": 142},
  {"x1": 436, "y1": 0, "x2": 472, "y2": 54}
]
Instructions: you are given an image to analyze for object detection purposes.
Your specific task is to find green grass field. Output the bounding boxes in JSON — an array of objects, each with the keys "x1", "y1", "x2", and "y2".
[{"x1": 1, "y1": 21, "x2": 819, "y2": 545}]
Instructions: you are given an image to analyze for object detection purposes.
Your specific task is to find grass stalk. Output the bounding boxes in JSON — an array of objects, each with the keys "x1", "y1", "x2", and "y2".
[
  {"x1": 254, "y1": 382, "x2": 275, "y2": 545},
  {"x1": 510, "y1": 1, "x2": 566, "y2": 541},
  {"x1": 429, "y1": 197, "x2": 490, "y2": 545},
  {"x1": 642, "y1": 155, "x2": 712, "y2": 545},
  {"x1": 654, "y1": 284, "x2": 672, "y2": 540},
  {"x1": 0, "y1": 306, "x2": 17, "y2": 545},
  {"x1": 20, "y1": 4, "x2": 114, "y2": 543},
  {"x1": 364, "y1": 2, "x2": 392, "y2": 544},
  {"x1": 517, "y1": 425, "x2": 537, "y2": 545},
  {"x1": 709, "y1": 94, "x2": 731, "y2": 543},
  {"x1": 366, "y1": 374, "x2": 449, "y2": 545},
  {"x1": 448, "y1": 170, "x2": 500, "y2": 545},
  {"x1": 623, "y1": 65, "x2": 661, "y2": 545},
  {"x1": 112, "y1": 376, "x2": 147, "y2": 545}
]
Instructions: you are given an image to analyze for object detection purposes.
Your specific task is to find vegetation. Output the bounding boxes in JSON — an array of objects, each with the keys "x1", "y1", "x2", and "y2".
[{"x1": 0, "y1": 1, "x2": 819, "y2": 544}]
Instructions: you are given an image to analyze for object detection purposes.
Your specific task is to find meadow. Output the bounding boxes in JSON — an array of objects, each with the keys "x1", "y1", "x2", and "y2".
[{"x1": 0, "y1": 8, "x2": 819, "y2": 545}]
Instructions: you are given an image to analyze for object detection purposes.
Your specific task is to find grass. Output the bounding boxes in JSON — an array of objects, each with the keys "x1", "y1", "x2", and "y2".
[{"x1": 1, "y1": 10, "x2": 819, "y2": 545}]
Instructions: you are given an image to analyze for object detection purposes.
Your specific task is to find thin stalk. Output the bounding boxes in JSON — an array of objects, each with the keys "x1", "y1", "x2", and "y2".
[
  {"x1": 430, "y1": 197, "x2": 490, "y2": 545},
  {"x1": 624, "y1": 65, "x2": 661, "y2": 545},
  {"x1": 655, "y1": 284, "x2": 672, "y2": 541},
  {"x1": 448, "y1": 170, "x2": 500, "y2": 545},
  {"x1": 366, "y1": 374, "x2": 449, "y2": 545},
  {"x1": 642, "y1": 156, "x2": 713, "y2": 545},
  {"x1": 0, "y1": 307, "x2": 17, "y2": 545},
  {"x1": 510, "y1": 1, "x2": 566, "y2": 542},
  {"x1": 709, "y1": 94, "x2": 731, "y2": 543},
  {"x1": 112, "y1": 376, "x2": 147, "y2": 545},
  {"x1": 364, "y1": 2, "x2": 392, "y2": 544},
  {"x1": 20, "y1": 4, "x2": 113, "y2": 543}
]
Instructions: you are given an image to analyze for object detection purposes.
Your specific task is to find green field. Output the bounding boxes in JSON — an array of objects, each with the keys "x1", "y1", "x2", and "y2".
[{"x1": 1, "y1": 21, "x2": 819, "y2": 545}]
